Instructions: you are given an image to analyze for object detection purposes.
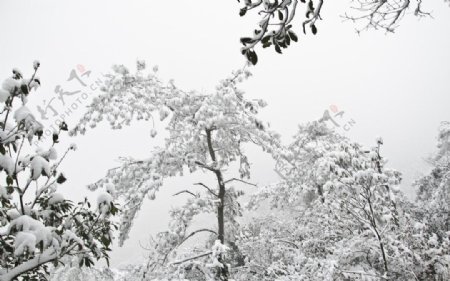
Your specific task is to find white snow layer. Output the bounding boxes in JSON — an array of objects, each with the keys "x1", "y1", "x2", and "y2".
[{"x1": 30, "y1": 155, "x2": 50, "y2": 180}]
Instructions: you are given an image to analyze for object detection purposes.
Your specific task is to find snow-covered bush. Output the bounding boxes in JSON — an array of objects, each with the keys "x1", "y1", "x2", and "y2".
[{"x1": 0, "y1": 63, "x2": 117, "y2": 281}]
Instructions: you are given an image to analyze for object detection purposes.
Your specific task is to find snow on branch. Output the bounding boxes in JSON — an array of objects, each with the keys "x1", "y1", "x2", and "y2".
[{"x1": 343, "y1": 0, "x2": 431, "y2": 33}]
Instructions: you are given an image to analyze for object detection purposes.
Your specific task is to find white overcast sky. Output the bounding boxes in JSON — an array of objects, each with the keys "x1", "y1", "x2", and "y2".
[{"x1": 0, "y1": 0, "x2": 449, "y2": 267}]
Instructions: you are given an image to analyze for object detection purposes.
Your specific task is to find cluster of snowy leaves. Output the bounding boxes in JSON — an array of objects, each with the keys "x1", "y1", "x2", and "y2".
[{"x1": 0, "y1": 63, "x2": 117, "y2": 281}]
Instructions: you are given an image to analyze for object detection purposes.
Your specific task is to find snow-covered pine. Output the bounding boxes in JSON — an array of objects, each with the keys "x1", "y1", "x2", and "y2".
[{"x1": 0, "y1": 62, "x2": 117, "y2": 281}]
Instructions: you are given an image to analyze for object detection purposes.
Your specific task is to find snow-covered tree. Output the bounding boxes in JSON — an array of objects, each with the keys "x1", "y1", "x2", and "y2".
[
  {"x1": 71, "y1": 62, "x2": 282, "y2": 280},
  {"x1": 239, "y1": 121, "x2": 428, "y2": 280},
  {"x1": 0, "y1": 63, "x2": 117, "y2": 281},
  {"x1": 249, "y1": 120, "x2": 345, "y2": 207},
  {"x1": 411, "y1": 121, "x2": 450, "y2": 279},
  {"x1": 415, "y1": 122, "x2": 450, "y2": 234}
]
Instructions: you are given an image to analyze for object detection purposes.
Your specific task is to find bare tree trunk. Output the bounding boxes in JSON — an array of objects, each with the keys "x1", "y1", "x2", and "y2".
[
  {"x1": 317, "y1": 184, "x2": 325, "y2": 203},
  {"x1": 217, "y1": 178, "x2": 225, "y2": 244},
  {"x1": 206, "y1": 128, "x2": 229, "y2": 280},
  {"x1": 367, "y1": 196, "x2": 389, "y2": 273}
]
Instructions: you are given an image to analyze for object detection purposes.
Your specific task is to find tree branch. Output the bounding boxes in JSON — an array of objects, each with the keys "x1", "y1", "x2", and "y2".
[
  {"x1": 194, "y1": 182, "x2": 218, "y2": 197},
  {"x1": 173, "y1": 190, "x2": 198, "y2": 198},
  {"x1": 175, "y1": 229, "x2": 217, "y2": 251},
  {"x1": 170, "y1": 251, "x2": 212, "y2": 266},
  {"x1": 224, "y1": 178, "x2": 256, "y2": 187}
]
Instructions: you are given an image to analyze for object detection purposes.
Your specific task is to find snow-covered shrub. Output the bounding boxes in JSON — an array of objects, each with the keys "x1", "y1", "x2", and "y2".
[{"x1": 0, "y1": 63, "x2": 117, "y2": 281}]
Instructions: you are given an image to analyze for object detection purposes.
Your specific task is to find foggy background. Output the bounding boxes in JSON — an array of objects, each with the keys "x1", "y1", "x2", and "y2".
[{"x1": 0, "y1": 0, "x2": 449, "y2": 268}]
